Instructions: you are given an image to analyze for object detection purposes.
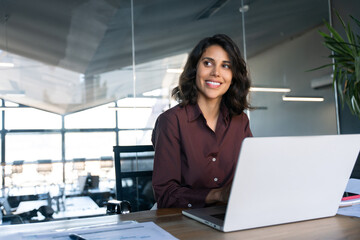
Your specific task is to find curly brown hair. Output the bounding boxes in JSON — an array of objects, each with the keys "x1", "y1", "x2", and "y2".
[{"x1": 172, "y1": 34, "x2": 251, "y2": 116}]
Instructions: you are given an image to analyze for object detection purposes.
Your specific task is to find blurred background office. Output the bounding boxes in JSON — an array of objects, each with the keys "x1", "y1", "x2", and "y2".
[{"x1": 0, "y1": 0, "x2": 359, "y2": 223}]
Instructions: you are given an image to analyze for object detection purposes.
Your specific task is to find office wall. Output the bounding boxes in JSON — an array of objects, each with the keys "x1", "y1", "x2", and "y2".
[{"x1": 248, "y1": 27, "x2": 337, "y2": 137}]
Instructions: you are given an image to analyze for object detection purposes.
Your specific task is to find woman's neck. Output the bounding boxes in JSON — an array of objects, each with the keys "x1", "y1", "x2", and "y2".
[{"x1": 197, "y1": 97, "x2": 221, "y2": 132}]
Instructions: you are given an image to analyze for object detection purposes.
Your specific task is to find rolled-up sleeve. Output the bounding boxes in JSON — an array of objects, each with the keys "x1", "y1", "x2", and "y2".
[{"x1": 152, "y1": 113, "x2": 210, "y2": 208}]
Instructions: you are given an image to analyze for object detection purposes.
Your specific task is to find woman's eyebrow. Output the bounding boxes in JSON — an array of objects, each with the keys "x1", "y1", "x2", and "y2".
[
  {"x1": 201, "y1": 57, "x2": 230, "y2": 64},
  {"x1": 201, "y1": 57, "x2": 214, "y2": 62}
]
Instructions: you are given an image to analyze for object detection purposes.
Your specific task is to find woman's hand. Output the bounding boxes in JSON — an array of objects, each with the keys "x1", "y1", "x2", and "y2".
[{"x1": 205, "y1": 182, "x2": 232, "y2": 204}]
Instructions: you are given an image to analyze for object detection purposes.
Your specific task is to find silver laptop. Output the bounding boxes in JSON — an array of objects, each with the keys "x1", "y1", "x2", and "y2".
[{"x1": 182, "y1": 134, "x2": 360, "y2": 232}]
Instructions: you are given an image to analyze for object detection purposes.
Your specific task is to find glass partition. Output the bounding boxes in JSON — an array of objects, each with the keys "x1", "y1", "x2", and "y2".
[
  {"x1": 65, "y1": 132, "x2": 116, "y2": 160},
  {"x1": 65, "y1": 103, "x2": 116, "y2": 129},
  {"x1": 0, "y1": 0, "x2": 341, "y2": 219},
  {"x1": 5, "y1": 107, "x2": 61, "y2": 129},
  {"x1": 6, "y1": 133, "x2": 61, "y2": 162},
  {"x1": 245, "y1": 0, "x2": 336, "y2": 137}
]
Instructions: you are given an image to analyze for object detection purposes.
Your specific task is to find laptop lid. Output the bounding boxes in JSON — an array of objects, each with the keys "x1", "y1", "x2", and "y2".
[{"x1": 183, "y1": 134, "x2": 360, "y2": 232}]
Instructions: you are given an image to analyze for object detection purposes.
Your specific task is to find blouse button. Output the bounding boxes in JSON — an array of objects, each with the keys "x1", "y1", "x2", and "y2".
[
  {"x1": 214, "y1": 177, "x2": 218, "y2": 182},
  {"x1": 212, "y1": 157, "x2": 216, "y2": 162},
  {"x1": 188, "y1": 203, "x2": 192, "y2": 208}
]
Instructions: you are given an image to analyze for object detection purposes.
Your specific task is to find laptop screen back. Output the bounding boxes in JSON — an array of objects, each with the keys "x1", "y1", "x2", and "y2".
[{"x1": 223, "y1": 134, "x2": 360, "y2": 232}]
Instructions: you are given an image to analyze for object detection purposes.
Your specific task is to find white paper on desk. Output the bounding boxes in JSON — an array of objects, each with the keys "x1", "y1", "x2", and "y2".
[
  {"x1": 18, "y1": 221, "x2": 178, "y2": 240},
  {"x1": 337, "y1": 204, "x2": 360, "y2": 218}
]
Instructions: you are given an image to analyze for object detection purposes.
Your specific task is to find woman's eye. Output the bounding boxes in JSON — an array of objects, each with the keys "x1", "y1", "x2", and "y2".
[
  {"x1": 223, "y1": 64, "x2": 230, "y2": 69},
  {"x1": 203, "y1": 61, "x2": 212, "y2": 66}
]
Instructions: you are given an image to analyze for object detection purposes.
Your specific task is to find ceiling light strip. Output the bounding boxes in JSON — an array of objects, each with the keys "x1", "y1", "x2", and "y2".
[
  {"x1": 108, "y1": 106, "x2": 152, "y2": 109},
  {"x1": 282, "y1": 96, "x2": 324, "y2": 102},
  {"x1": 0, "y1": 62, "x2": 14, "y2": 67},
  {"x1": 250, "y1": 87, "x2": 291, "y2": 93}
]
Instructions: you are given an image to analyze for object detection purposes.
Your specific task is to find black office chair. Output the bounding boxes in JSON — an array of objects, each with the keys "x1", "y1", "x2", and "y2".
[{"x1": 110, "y1": 145, "x2": 155, "y2": 213}]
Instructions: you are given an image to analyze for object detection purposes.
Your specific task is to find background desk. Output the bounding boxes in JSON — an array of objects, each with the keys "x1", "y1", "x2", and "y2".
[{"x1": 1, "y1": 208, "x2": 360, "y2": 239}]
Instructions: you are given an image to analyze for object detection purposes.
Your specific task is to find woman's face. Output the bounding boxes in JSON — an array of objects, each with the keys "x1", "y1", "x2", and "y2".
[{"x1": 195, "y1": 45, "x2": 232, "y2": 104}]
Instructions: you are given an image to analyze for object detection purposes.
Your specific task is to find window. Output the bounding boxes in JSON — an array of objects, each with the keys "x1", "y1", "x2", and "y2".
[
  {"x1": 6, "y1": 133, "x2": 62, "y2": 162},
  {"x1": 5, "y1": 108, "x2": 61, "y2": 129},
  {"x1": 65, "y1": 132, "x2": 116, "y2": 159},
  {"x1": 65, "y1": 103, "x2": 116, "y2": 129}
]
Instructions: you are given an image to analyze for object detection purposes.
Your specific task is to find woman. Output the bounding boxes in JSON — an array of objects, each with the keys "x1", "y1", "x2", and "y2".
[{"x1": 152, "y1": 34, "x2": 252, "y2": 208}]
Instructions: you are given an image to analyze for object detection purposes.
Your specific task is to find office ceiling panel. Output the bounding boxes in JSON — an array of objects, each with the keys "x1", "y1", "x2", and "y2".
[{"x1": 0, "y1": 0, "x2": 329, "y2": 114}]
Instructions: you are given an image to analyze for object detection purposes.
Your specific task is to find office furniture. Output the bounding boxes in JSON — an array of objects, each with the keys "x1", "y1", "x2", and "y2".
[
  {"x1": 100, "y1": 156, "x2": 114, "y2": 185},
  {"x1": 36, "y1": 160, "x2": 53, "y2": 185},
  {"x1": 11, "y1": 160, "x2": 24, "y2": 174},
  {"x1": 36, "y1": 160, "x2": 53, "y2": 174},
  {"x1": 1, "y1": 208, "x2": 360, "y2": 239},
  {"x1": 72, "y1": 158, "x2": 86, "y2": 171},
  {"x1": 7, "y1": 160, "x2": 24, "y2": 187},
  {"x1": 113, "y1": 145, "x2": 154, "y2": 211},
  {"x1": 100, "y1": 156, "x2": 113, "y2": 169}
]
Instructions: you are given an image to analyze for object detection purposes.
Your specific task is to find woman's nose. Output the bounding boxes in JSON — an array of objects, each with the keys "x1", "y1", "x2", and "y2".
[{"x1": 211, "y1": 66, "x2": 220, "y2": 77}]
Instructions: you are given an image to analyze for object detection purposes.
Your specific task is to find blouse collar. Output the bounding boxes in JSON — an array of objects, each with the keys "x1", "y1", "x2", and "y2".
[{"x1": 185, "y1": 102, "x2": 230, "y2": 125}]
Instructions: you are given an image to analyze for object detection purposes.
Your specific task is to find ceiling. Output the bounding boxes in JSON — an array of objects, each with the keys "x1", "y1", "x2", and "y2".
[{"x1": 0, "y1": 0, "x2": 329, "y2": 115}]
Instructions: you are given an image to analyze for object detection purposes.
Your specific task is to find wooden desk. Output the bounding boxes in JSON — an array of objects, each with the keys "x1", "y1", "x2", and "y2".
[{"x1": 1, "y1": 209, "x2": 360, "y2": 239}]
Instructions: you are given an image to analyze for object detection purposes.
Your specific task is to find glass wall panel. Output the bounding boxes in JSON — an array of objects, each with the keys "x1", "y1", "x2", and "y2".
[
  {"x1": 118, "y1": 130, "x2": 152, "y2": 146},
  {"x1": 6, "y1": 133, "x2": 61, "y2": 162},
  {"x1": 5, "y1": 162, "x2": 63, "y2": 190},
  {"x1": 65, "y1": 132, "x2": 116, "y2": 160},
  {"x1": 65, "y1": 103, "x2": 116, "y2": 129},
  {"x1": 5, "y1": 108, "x2": 61, "y2": 129},
  {"x1": 117, "y1": 107, "x2": 153, "y2": 129},
  {"x1": 245, "y1": 0, "x2": 336, "y2": 137}
]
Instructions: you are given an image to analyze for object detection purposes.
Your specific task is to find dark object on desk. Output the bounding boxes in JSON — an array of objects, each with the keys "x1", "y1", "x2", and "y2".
[
  {"x1": 16, "y1": 205, "x2": 55, "y2": 223},
  {"x1": 106, "y1": 199, "x2": 131, "y2": 214},
  {"x1": 69, "y1": 233, "x2": 87, "y2": 240},
  {"x1": 78, "y1": 174, "x2": 99, "y2": 194},
  {"x1": 1, "y1": 196, "x2": 55, "y2": 224},
  {"x1": 113, "y1": 145, "x2": 154, "y2": 211},
  {"x1": 38, "y1": 205, "x2": 54, "y2": 220}
]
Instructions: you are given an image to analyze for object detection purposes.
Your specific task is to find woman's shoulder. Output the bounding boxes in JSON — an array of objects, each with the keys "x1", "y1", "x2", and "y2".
[
  {"x1": 158, "y1": 104, "x2": 185, "y2": 118},
  {"x1": 231, "y1": 111, "x2": 250, "y2": 123},
  {"x1": 156, "y1": 104, "x2": 186, "y2": 125}
]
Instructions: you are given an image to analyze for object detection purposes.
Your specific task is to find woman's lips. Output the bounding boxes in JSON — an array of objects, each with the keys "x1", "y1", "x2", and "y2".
[{"x1": 205, "y1": 80, "x2": 221, "y2": 88}]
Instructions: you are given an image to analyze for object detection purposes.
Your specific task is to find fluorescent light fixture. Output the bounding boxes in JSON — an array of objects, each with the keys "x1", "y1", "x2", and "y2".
[
  {"x1": 0, "y1": 62, "x2": 14, "y2": 67},
  {"x1": 108, "y1": 106, "x2": 152, "y2": 109},
  {"x1": 0, "y1": 106, "x2": 28, "y2": 111},
  {"x1": 250, "y1": 87, "x2": 291, "y2": 93},
  {"x1": 166, "y1": 68, "x2": 183, "y2": 74},
  {"x1": 282, "y1": 96, "x2": 324, "y2": 102}
]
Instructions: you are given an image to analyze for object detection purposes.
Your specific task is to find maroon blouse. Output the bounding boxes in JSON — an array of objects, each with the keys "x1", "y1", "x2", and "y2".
[{"x1": 151, "y1": 103, "x2": 252, "y2": 208}]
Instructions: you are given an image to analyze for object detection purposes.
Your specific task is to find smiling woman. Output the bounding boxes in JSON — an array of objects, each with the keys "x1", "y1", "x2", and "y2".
[{"x1": 152, "y1": 34, "x2": 252, "y2": 209}]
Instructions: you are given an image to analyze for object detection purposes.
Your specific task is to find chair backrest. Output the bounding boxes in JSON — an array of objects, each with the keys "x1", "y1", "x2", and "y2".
[
  {"x1": 0, "y1": 197, "x2": 12, "y2": 215},
  {"x1": 113, "y1": 145, "x2": 154, "y2": 211},
  {"x1": 36, "y1": 160, "x2": 52, "y2": 174},
  {"x1": 73, "y1": 158, "x2": 86, "y2": 171},
  {"x1": 100, "y1": 156, "x2": 113, "y2": 169},
  {"x1": 12, "y1": 160, "x2": 24, "y2": 174}
]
